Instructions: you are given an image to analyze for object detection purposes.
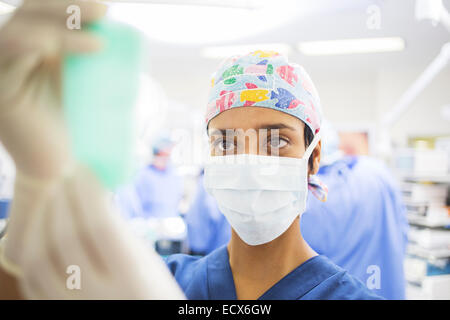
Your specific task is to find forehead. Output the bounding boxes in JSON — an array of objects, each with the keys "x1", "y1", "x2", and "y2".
[{"x1": 208, "y1": 106, "x2": 305, "y2": 132}]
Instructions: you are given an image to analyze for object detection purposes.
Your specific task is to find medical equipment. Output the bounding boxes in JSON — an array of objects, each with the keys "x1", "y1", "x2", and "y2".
[
  {"x1": 123, "y1": 216, "x2": 188, "y2": 257},
  {"x1": 63, "y1": 20, "x2": 144, "y2": 189},
  {"x1": 381, "y1": 42, "x2": 450, "y2": 128},
  {"x1": 378, "y1": 1, "x2": 450, "y2": 157},
  {"x1": 415, "y1": 0, "x2": 450, "y2": 31}
]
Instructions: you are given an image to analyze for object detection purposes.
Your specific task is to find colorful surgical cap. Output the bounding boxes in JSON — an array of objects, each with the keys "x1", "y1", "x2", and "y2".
[{"x1": 205, "y1": 50, "x2": 323, "y2": 137}]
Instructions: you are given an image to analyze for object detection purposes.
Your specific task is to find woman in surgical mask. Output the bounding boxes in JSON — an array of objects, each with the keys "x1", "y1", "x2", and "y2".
[{"x1": 166, "y1": 51, "x2": 383, "y2": 300}]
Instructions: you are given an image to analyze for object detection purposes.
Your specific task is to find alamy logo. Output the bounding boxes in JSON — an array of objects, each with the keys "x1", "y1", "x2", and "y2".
[
  {"x1": 66, "y1": 5, "x2": 81, "y2": 30},
  {"x1": 366, "y1": 4, "x2": 381, "y2": 30},
  {"x1": 366, "y1": 265, "x2": 381, "y2": 290},
  {"x1": 66, "y1": 265, "x2": 81, "y2": 290}
]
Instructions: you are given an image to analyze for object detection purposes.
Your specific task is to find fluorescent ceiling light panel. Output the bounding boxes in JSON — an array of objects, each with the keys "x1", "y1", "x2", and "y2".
[
  {"x1": 106, "y1": 0, "x2": 269, "y2": 9},
  {"x1": 107, "y1": 0, "x2": 299, "y2": 44},
  {"x1": 297, "y1": 37, "x2": 405, "y2": 56},
  {"x1": 202, "y1": 43, "x2": 292, "y2": 59}
]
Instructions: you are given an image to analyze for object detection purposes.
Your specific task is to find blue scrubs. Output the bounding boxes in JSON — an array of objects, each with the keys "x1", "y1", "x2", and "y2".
[
  {"x1": 0, "y1": 200, "x2": 10, "y2": 219},
  {"x1": 166, "y1": 245, "x2": 382, "y2": 300},
  {"x1": 185, "y1": 156, "x2": 408, "y2": 299},
  {"x1": 185, "y1": 174, "x2": 230, "y2": 254},
  {"x1": 301, "y1": 156, "x2": 408, "y2": 300},
  {"x1": 116, "y1": 164, "x2": 183, "y2": 219}
]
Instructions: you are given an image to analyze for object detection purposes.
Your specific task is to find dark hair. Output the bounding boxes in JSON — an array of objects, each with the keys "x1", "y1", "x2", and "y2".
[{"x1": 304, "y1": 125, "x2": 315, "y2": 173}]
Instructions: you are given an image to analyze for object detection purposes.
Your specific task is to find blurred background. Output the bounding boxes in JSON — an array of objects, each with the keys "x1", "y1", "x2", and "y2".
[{"x1": 0, "y1": 0, "x2": 449, "y2": 299}]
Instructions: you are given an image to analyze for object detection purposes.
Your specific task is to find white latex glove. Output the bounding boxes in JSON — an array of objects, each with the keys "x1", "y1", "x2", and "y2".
[
  {"x1": 0, "y1": 0, "x2": 106, "y2": 269},
  {"x1": 3, "y1": 165, "x2": 184, "y2": 299},
  {"x1": 0, "y1": 0, "x2": 185, "y2": 299}
]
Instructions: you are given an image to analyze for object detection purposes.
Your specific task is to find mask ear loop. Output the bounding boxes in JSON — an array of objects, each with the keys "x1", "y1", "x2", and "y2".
[
  {"x1": 303, "y1": 130, "x2": 328, "y2": 202},
  {"x1": 302, "y1": 131, "x2": 322, "y2": 161}
]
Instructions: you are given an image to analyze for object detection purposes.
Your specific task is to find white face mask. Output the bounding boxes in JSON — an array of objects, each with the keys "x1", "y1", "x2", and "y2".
[{"x1": 204, "y1": 133, "x2": 321, "y2": 246}]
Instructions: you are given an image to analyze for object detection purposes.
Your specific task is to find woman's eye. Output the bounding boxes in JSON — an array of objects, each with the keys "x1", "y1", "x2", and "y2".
[
  {"x1": 268, "y1": 138, "x2": 288, "y2": 149},
  {"x1": 213, "y1": 138, "x2": 235, "y2": 153}
]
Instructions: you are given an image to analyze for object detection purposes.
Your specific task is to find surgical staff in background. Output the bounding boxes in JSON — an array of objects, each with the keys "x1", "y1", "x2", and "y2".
[
  {"x1": 116, "y1": 135, "x2": 183, "y2": 220},
  {"x1": 186, "y1": 169, "x2": 231, "y2": 255},
  {"x1": 186, "y1": 121, "x2": 408, "y2": 299}
]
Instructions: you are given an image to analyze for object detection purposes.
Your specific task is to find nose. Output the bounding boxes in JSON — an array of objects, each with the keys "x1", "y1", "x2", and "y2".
[{"x1": 236, "y1": 130, "x2": 259, "y2": 155}]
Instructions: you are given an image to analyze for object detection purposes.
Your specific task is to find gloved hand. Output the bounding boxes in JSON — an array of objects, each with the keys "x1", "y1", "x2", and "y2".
[
  {"x1": 11, "y1": 165, "x2": 185, "y2": 299},
  {"x1": 0, "y1": 0, "x2": 107, "y2": 279},
  {"x1": 0, "y1": 1, "x2": 186, "y2": 299},
  {"x1": 0, "y1": 0, "x2": 106, "y2": 181}
]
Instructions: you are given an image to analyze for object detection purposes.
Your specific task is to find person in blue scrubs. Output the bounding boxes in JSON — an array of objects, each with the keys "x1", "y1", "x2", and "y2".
[
  {"x1": 302, "y1": 120, "x2": 408, "y2": 300},
  {"x1": 116, "y1": 136, "x2": 183, "y2": 219},
  {"x1": 167, "y1": 51, "x2": 382, "y2": 300},
  {"x1": 301, "y1": 143, "x2": 409, "y2": 299},
  {"x1": 185, "y1": 170, "x2": 231, "y2": 255},
  {"x1": 185, "y1": 121, "x2": 408, "y2": 299}
]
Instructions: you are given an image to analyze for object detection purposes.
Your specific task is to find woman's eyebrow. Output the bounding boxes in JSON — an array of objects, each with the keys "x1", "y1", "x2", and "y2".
[
  {"x1": 208, "y1": 124, "x2": 296, "y2": 136},
  {"x1": 208, "y1": 129, "x2": 228, "y2": 136},
  {"x1": 258, "y1": 123, "x2": 297, "y2": 131}
]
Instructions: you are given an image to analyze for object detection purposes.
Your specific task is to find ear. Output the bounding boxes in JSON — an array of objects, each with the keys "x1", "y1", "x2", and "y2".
[{"x1": 311, "y1": 140, "x2": 321, "y2": 175}]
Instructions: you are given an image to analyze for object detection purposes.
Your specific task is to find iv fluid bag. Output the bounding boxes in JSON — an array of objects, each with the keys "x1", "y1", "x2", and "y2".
[{"x1": 63, "y1": 20, "x2": 143, "y2": 189}]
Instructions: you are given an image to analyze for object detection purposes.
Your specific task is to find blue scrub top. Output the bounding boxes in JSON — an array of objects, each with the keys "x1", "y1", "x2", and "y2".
[
  {"x1": 166, "y1": 245, "x2": 383, "y2": 300},
  {"x1": 0, "y1": 200, "x2": 10, "y2": 219},
  {"x1": 185, "y1": 175, "x2": 231, "y2": 254},
  {"x1": 116, "y1": 164, "x2": 183, "y2": 219},
  {"x1": 301, "y1": 156, "x2": 408, "y2": 300},
  {"x1": 185, "y1": 156, "x2": 408, "y2": 299}
]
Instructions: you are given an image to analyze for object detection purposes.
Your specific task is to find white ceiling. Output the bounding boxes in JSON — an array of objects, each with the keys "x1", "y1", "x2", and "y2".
[
  {"x1": 1, "y1": 0, "x2": 449, "y2": 117},
  {"x1": 145, "y1": 0, "x2": 450, "y2": 71},
  {"x1": 2, "y1": 0, "x2": 448, "y2": 71},
  {"x1": 141, "y1": 0, "x2": 450, "y2": 115}
]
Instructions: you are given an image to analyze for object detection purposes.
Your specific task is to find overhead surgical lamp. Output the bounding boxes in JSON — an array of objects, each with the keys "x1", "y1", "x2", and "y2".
[
  {"x1": 376, "y1": 0, "x2": 450, "y2": 157},
  {"x1": 382, "y1": 0, "x2": 450, "y2": 127},
  {"x1": 415, "y1": 0, "x2": 450, "y2": 31}
]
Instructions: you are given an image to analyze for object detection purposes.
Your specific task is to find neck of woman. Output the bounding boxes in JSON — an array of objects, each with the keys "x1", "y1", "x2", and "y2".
[{"x1": 227, "y1": 217, "x2": 317, "y2": 299}]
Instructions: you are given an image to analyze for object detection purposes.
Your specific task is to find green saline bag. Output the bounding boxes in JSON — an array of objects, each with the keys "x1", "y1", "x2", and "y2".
[{"x1": 63, "y1": 20, "x2": 143, "y2": 189}]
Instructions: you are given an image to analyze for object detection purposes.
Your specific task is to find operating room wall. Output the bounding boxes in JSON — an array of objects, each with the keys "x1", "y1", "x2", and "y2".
[
  {"x1": 316, "y1": 65, "x2": 450, "y2": 147},
  {"x1": 310, "y1": 70, "x2": 379, "y2": 128},
  {"x1": 375, "y1": 66, "x2": 450, "y2": 144}
]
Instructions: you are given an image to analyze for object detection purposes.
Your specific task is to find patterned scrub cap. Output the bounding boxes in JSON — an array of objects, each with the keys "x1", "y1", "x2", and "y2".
[
  {"x1": 205, "y1": 50, "x2": 323, "y2": 137},
  {"x1": 205, "y1": 50, "x2": 327, "y2": 202}
]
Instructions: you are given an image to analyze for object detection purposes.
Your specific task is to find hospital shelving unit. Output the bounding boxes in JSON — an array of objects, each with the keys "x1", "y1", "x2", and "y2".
[{"x1": 399, "y1": 174, "x2": 450, "y2": 300}]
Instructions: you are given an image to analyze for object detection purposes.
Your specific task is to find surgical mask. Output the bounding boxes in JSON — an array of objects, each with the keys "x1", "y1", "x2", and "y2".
[{"x1": 204, "y1": 133, "x2": 321, "y2": 246}]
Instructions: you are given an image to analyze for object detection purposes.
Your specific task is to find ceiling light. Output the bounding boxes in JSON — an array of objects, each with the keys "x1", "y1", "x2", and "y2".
[
  {"x1": 106, "y1": 0, "x2": 269, "y2": 9},
  {"x1": 106, "y1": 0, "x2": 300, "y2": 45},
  {"x1": 297, "y1": 37, "x2": 405, "y2": 56}
]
